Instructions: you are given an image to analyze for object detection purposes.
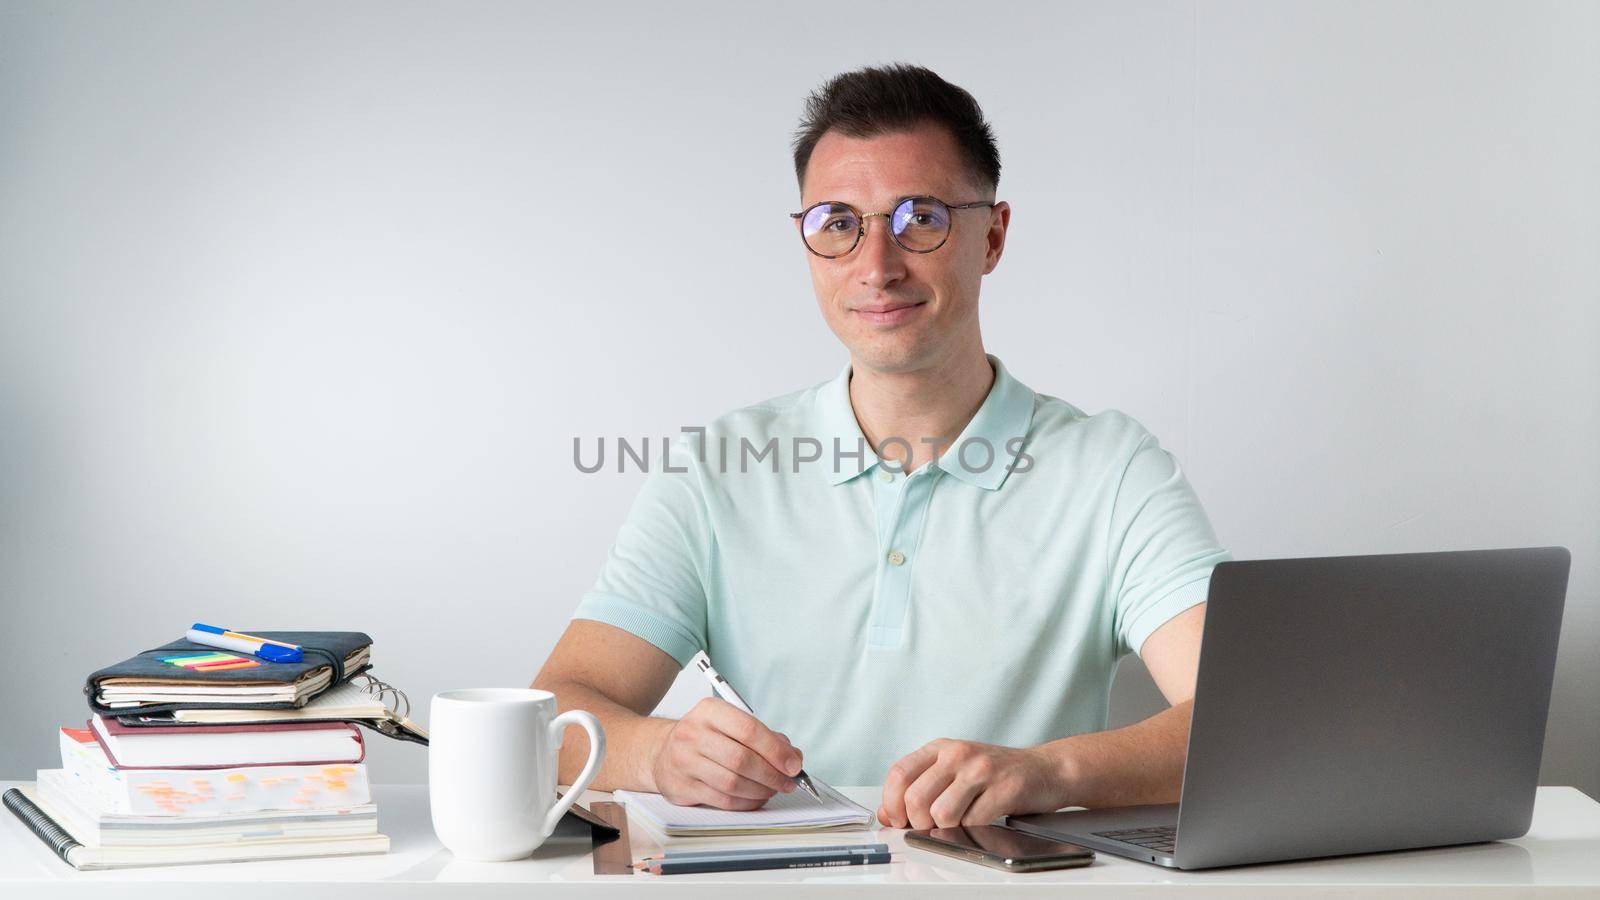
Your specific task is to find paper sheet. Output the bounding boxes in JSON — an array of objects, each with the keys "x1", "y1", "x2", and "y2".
[{"x1": 614, "y1": 779, "x2": 872, "y2": 836}]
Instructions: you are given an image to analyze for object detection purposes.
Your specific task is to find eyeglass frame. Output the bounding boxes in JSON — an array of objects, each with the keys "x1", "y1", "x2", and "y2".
[{"x1": 789, "y1": 195, "x2": 997, "y2": 259}]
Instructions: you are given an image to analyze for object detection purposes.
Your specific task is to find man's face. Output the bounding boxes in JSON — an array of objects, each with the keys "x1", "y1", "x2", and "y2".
[{"x1": 799, "y1": 119, "x2": 1010, "y2": 375}]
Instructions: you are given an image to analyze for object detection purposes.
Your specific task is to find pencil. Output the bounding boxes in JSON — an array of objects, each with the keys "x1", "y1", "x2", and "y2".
[
  {"x1": 636, "y1": 842, "x2": 890, "y2": 865},
  {"x1": 643, "y1": 849, "x2": 891, "y2": 875}
]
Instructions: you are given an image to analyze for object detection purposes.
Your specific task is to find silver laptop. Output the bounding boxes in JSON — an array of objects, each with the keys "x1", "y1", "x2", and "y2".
[{"x1": 1006, "y1": 546, "x2": 1570, "y2": 869}]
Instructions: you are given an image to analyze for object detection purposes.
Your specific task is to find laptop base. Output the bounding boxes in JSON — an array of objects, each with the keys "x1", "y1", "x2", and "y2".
[{"x1": 1006, "y1": 803, "x2": 1181, "y2": 868}]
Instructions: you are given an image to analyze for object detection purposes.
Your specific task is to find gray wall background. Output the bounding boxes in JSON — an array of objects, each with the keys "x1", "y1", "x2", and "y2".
[{"x1": 2, "y1": 1, "x2": 1596, "y2": 794}]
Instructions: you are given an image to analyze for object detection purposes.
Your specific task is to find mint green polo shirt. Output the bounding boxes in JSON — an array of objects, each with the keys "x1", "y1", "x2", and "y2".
[{"x1": 572, "y1": 355, "x2": 1231, "y2": 785}]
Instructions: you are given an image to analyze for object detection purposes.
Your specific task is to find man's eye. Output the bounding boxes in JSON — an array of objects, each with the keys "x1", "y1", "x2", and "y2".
[
  {"x1": 909, "y1": 214, "x2": 935, "y2": 227},
  {"x1": 823, "y1": 218, "x2": 855, "y2": 232}
]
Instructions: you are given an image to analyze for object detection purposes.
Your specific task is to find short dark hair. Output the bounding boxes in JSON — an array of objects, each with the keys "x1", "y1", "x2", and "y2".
[{"x1": 791, "y1": 63, "x2": 1001, "y2": 196}]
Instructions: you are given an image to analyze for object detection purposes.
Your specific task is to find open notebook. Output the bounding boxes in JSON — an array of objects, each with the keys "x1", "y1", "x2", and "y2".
[{"x1": 615, "y1": 778, "x2": 872, "y2": 837}]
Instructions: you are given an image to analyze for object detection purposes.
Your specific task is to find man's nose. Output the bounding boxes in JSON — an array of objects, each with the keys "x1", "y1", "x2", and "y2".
[{"x1": 852, "y1": 213, "x2": 907, "y2": 290}]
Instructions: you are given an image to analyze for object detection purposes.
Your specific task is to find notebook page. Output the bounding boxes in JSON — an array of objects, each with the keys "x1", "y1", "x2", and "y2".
[
  {"x1": 173, "y1": 681, "x2": 391, "y2": 722},
  {"x1": 287, "y1": 680, "x2": 393, "y2": 715},
  {"x1": 615, "y1": 779, "x2": 871, "y2": 831}
]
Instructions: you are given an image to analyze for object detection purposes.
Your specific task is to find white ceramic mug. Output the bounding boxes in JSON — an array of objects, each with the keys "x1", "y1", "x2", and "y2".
[{"x1": 428, "y1": 688, "x2": 605, "y2": 861}]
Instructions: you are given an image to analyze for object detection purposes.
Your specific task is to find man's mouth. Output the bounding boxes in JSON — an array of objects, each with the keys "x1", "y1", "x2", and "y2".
[{"x1": 853, "y1": 301, "x2": 927, "y2": 325}]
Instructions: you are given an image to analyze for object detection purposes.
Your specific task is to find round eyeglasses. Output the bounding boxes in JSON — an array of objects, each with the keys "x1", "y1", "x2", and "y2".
[{"x1": 790, "y1": 195, "x2": 996, "y2": 259}]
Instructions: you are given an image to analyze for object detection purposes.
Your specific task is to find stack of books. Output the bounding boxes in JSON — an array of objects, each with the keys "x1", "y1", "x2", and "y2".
[{"x1": 4, "y1": 630, "x2": 425, "y2": 870}]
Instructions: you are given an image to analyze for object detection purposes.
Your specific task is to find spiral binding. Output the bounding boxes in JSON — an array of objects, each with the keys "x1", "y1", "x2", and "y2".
[
  {"x1": 351, "y1": 672, "x2": 410, "y2": 718},
  {"x1": 3, "y1": 788, "x2": 80, "y2": 866}
]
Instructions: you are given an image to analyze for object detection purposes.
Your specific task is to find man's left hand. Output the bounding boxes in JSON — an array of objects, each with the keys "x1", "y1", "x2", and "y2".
[{"x1": 877, "y1": 738, "x2": 1069, "y2": 829}]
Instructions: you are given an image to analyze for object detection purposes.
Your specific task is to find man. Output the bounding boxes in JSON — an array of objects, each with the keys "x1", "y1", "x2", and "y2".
[{"x1": 533, "y1": 64, "x2": 1230, "y2": 830}]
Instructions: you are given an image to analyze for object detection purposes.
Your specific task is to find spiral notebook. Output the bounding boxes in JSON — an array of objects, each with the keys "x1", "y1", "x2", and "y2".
[
  {"x1": 2, "y1": 785, "x2": 389, "y2": 870},
  {"x1": 614, "y1": 778, "x2": 872, "y2": 837}
]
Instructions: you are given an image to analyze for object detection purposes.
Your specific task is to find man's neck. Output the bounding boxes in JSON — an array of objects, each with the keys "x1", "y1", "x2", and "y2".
[{"x1": 848, "y1": 348, "x2": 996, "y2": 473}]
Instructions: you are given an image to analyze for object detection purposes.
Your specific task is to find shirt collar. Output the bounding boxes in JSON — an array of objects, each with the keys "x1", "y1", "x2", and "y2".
[{"x1": 813, "y1": 353, "x2": 1037, "y2": 491}]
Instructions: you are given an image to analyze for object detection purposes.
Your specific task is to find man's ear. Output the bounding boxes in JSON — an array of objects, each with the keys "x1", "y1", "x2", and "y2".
[{"x1": 982, "y1": 201, "x2": 1011, "y2": 275}]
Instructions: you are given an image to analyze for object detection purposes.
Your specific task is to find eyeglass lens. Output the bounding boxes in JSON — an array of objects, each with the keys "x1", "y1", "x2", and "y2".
[{"x1": 799, "y1": 197, "x2": 955, "y2": 256}]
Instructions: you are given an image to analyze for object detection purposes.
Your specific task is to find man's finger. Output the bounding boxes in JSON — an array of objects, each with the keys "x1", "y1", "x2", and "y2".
[
  {"x1": 880, "y1": 743, "x2": 940, "y2": 828},
  {"x1": 928, "y1": 775, "x2": 983, "y2": 828},
  {"x1": 701, "y1": 730, "x2": 796, "y2": 793},
  {"x1": 676, "y1": 778, "x2": 769, "y2": 812},
  {"x1": 683, "y1": 753, "x2": 780, "y2": 802},
  {"x1": 902, "y1": 763, "x2": 957, "y2": 831},
  {"x1": 959, "y1": 788, "x2": 1006, "y2": 827},
  {"x1": 704, "y1": 699, "x2": 803, "y2": 777}
]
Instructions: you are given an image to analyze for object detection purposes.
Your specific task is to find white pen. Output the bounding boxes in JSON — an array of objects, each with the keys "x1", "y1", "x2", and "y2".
[{"x1": 690, "y1": 650, "x2": 821, "y2": 800}]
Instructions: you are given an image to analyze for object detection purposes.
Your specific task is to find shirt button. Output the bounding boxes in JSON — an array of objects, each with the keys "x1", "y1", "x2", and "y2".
[
  {"x1": 887, "y1": 550, "x2": 906, "y2": 566},
  {"x1": 877, "y1": 469, "x2": 894, "y2": 483}
]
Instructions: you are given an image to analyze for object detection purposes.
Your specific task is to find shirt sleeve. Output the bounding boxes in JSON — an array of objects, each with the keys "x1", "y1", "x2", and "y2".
[
  {"x1": 570, "y1": 438, "x2": 712, "y2": 667},
  {"x1": 1106, "y1": 431, "x2": 1232, "y2": 657}
]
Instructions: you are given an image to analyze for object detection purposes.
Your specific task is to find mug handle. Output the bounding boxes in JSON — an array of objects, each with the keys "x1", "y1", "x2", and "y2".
[{"x1": 541, "y1": 709, "x2": 606, "y2": 839}]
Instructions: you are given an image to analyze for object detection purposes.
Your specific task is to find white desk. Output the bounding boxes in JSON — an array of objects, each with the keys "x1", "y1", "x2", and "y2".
[{"x1": 3, "y1": 782, "x2": 1598, "y2": 897}]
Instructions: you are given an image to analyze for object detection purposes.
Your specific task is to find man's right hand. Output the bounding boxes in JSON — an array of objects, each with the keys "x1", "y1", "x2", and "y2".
[{"x1": 649, "y1": 697, "x2": 805, "y2": 810}]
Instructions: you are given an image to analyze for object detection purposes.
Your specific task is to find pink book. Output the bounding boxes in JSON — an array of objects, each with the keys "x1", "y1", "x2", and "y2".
[{"x1": 87, "y1": 716, "x2": 365, "y2": 769}]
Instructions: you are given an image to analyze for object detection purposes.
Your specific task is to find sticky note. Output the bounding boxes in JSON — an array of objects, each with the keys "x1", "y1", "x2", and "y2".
[
  {"x1": 194, "y1": 659, "x2": 261, "y2": 671},
  {"x1": 161, "y1": 652, "x2": 233, "y2": 664},
  {"x1": 160, "y1": 651, "x2": 261, "y2": 670}
]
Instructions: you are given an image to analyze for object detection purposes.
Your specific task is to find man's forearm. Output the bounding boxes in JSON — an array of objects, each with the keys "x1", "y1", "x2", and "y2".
[
  {"x1": 534, "y1": 675, "x2": 673, "y2": 792},
  {"x1": 1040, "y1": 700, "x2": 1193, "y2": 808}
]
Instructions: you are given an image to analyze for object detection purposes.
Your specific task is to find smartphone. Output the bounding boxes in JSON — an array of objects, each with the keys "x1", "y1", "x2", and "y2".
[{"x1": 905, "y1": 824, "x2": 1095, "y2": 872}]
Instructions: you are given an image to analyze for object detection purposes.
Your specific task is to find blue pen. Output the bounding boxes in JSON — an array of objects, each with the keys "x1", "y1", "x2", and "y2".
[{"x1": 189, "y1": 623, "x2": 304, "y2": 663}]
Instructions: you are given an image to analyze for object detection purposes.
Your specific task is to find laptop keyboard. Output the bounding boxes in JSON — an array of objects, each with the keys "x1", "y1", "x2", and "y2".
[{"x1": 1094, "y1": 824, "x2": 1177, "y2": 854}]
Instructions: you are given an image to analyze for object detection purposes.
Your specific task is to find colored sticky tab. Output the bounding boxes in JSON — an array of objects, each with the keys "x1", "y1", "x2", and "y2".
[
  {"x1": 160, "y1": 651, "x2": 260, "y2": 670},
  {"x1": 194, "y1": 659, "x2": 261, "y2": 671},
  {"x1": 160, "y1": 652, "x2": 230, "y2": 664}
]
